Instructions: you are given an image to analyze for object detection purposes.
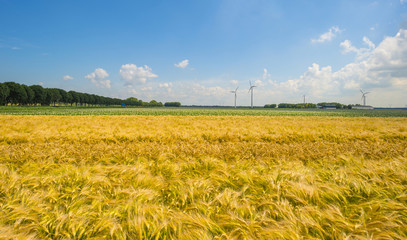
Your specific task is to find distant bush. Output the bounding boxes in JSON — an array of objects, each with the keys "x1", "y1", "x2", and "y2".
[
  {"x1": 264, "y1": 104, "x2": 277, "y2": 108},
  {"x1": 144, "y1": 100, "x2": 163, "y2": 107},
  {"x1": 317, "y1": 102, "x2": 344, "y2": 109},
  {"x1": 164, "y1": 102, "x2": 181, "y2": 107},
  {"x1": 278, "y1": 103, "x2": 317, "y2": 109}
]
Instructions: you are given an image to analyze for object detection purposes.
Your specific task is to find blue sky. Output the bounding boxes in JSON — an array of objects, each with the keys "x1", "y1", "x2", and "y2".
[{"x1": 1, "y1": 0, "x2": 406, "y2": 107}]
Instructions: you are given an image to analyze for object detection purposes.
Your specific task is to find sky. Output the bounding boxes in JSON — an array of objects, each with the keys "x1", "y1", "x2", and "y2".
[{"x1": 1, "y1": 0, "x2": 407, "y2": 107}]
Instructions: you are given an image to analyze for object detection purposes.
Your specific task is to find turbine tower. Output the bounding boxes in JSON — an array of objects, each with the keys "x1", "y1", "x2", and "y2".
[
  {"x1": 248, "y1": 81, "x2": 257, "y2": 108},
  {"x1": 360, "y1": 89, "x2": 370, "y2": 106},
  {"x1": 230, "y1": 86, "x2": 239, "y2": 108}
]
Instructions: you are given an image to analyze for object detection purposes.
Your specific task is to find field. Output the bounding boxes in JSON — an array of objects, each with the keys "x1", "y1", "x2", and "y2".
[
  {"x1": 1, "y1": 111, "x2": 407, "y2": 239},
  {"x1": 1, "y1": 106, "x2": 407, "y2": 117}
]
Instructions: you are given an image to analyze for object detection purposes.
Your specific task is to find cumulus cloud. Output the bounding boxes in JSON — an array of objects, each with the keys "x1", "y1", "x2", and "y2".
[
  {"x1": 340, "y1": 36, "x2": 375, "y2": 60},
  {"x1": 279, "y1": 63, "x2": 340, "y2": 98},
  {"x1": 63, "y1": 75, "x2": 74, "y2": 81},
  {"x1": 262, "y1": 68, "x2": 271, "y2": 80},
  {"x1": 120, "y1": 30, "x2": 407, "y2": 107},
  {"x1": 119, "y1": 64, "x2": 158, "y2": 86},
  {"x1": 159, "y1": 82, "x2": 173, "y2": 92},
  {"x1": 230, "y1": 80, "x2": 239, "y2": 85},
  {"x1": 254, "y1": 79, "x2": 265, "y2": 87},
  {"x1": 129, "y1": 89, "x2": 138, "y2": 95},
  {"x1": 312, "y1": 26, "x2": 343, "y2": 43},
  {"x1": 159, "y1": 82, "x2": 172, "y2": 88},
  {"x1": 85, "y1": 68, "x2": 111, "y2": 88},
  {"x1": 141, "y1": 87, "x2": 153, "y2": 91},
  {"x1": 174, "y1": 59, "x2": 189, "y2": 68},
  {"x1": 277, "y1": 29, "x2": 407, "y2": 106}
]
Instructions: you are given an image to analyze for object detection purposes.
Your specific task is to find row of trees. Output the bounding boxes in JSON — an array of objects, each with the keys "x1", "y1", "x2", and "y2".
[
  {"x1": 265, "y1": 102, "x2": 353, "y2": 109},
  {"x1": 0, "y1": 82, "x2": 180, "y2": 107}
]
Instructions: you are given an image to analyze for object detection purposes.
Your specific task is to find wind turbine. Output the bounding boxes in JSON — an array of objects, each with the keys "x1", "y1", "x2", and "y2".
[
  {"x1": 248, "y1": 81, "x2": 256, "y2": 108},
  {"x1": 230, "y1": 86, "x2": 239, "y2": 108},
  {"x1": 360, "y1": 89, "x2": 370, "y2": 106}
]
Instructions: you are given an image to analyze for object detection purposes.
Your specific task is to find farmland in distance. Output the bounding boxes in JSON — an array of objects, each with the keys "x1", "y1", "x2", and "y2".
[
  {"x1": 0, "y1": 114, "x2": 407, "y2": 239},
  {"x1": 1, "y1": 106, "x2": 407, "y2": 117}
]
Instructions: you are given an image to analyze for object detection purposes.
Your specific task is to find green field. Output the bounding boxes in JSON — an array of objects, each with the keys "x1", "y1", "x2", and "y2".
[{"x1": 1, "y1": 106, "x2": 406, "y2": 117}]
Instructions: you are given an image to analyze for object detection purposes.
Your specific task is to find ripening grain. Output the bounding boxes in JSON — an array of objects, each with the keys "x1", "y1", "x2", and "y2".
[{"x1": 0, "y1": 115, "x2": 406, "y2": 239}]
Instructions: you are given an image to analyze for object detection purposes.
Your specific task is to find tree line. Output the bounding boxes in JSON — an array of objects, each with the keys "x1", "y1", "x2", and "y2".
[
  {"x1": 265, "y1": 102, "x2": 354, "y2": 109},
  {"x1": 0, "y1": 81, "x2": 181, "y2": 107}
]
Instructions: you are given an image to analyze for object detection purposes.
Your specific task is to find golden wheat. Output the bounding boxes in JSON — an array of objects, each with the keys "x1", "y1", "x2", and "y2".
[{"x1": 0, "y1": 115, "x2": 406, "y2": 239}]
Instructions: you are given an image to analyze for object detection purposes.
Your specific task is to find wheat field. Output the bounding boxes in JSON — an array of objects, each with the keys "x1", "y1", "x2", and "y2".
[{"x1": 0, "y1": 115, "x2": 406, "y2": 239}]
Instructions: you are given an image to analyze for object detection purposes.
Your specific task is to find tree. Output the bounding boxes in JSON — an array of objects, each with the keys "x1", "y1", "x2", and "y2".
[
  {"x1": 48, "y1": 88, "x2": 62, "y2": 106},
  {"x1": 58, "y1": 89, "x2": 68, "y2": 104},
  {"x1": 22, "y1": 84, "x2": 34, "y2": 105},
  {"x1": 264, "y1": 104, "x2": 276, "y2": 108},
  {"x1": 30, "y1": 85, "x2": 46, "y2": 105},
  {"x1": 148, "y1": 100, "x2": 163, "y2": 107},
  {"x1": 0, "y1": 83, "x2": 10, "y2": 106},
  {"x1": 317, "y1": 102, "x2": 343, "y2": 109},
  {"x1": 125, "y1": 97, "x2": 143, "y2": 106},
  {"x1": 4, "y1": 82, "x2": 27, "y2": 105},
  {"x1": 68, "y1": 91, "x2": 80, "y2": 106},
  {"x1": 164, "y1": 102, "x2": 181, "y2": 107}
]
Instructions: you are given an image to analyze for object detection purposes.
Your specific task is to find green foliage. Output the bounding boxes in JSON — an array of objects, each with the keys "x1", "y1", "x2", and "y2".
[
  {"x1": 146, "y1": 100, "x2": 163, "y2": 107},
  {"x1": 164, "y1": 102, "x2": 181, "y2": 107},
  {"x1": 29, "y1": 85, "x2": 46, "y2": 105},
  {"x1": 317, "y1": 102, "x2": 344, "y2": 109},
  {"x1": 0, "y1": 81, "x2": 171, "y2": 107},
  {"x1": 0, "y1": 83, "x2": 10, "y2": 106},
  {"x1": 264, "y1": 104, "x2": 277, "y2": 108},
  {"x1": 4, "y1": 82, "x2": 27, "y2": 105},
  {"x1": 125, "y1": 97, "x2": 143, "y2": 106},
  {"x1": 278, "y1": 103, "x2": 317, "y2": 108}
]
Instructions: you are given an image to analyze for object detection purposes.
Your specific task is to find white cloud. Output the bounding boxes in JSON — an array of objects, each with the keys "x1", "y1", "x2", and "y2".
[
  {"x1": 141, "y1": 87, "x2": 153, "y2": 91},
  {"x1": 129, "y1": 89, "x2": 138, "y2": 95},
  {"x1": 39, "y1": 82, "x2": 44, "y2": 86},
  {"x1": 262, "y1": 68, "x2": 271, "y2": 80},
  {"x1": 63, "y1": 75, "x2": 74, "y2": 81},
  {"x1": 276, "y1": 29, "x2": 407, "y2": 106},
  {"x1": 159, "y1": 82, "x2": 172, "y2": 88},
  {"x1": 279, "y1": 63, "x2": 340, "y2": 97},
  {"x1": 118, "y1": 30, "x2": 407, "y2": 107},
  {"x1": 363, "y1": 36, "x2": 375, "y2": 49},
  {"x1": 254, "y1": 79, "x2": 265, "y2": 87},
  {"x1": 230, "y1": 80, "x2": 239, "y2": 85},
  {"x1": 312, "y1": 26, "x2": 343, "y2": 43},
  {"x1": 340, "y1": 40, "x2": 359, "y2": 54},
  {"x1": 174, "y1": 59, "x2": 189, "y2": 68},
  {"x1": 340, "y1": 36, "x2": 375, "y2": 60},
  {"x1": 85, "y1": 68, "x2": 111, "y2": 88},
  {"x1": 159, "y1": 82, "x2": 173, "y2": 92},
  {"x1": 119, "y1": 64, "x2": 158, "y2": 86}
]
